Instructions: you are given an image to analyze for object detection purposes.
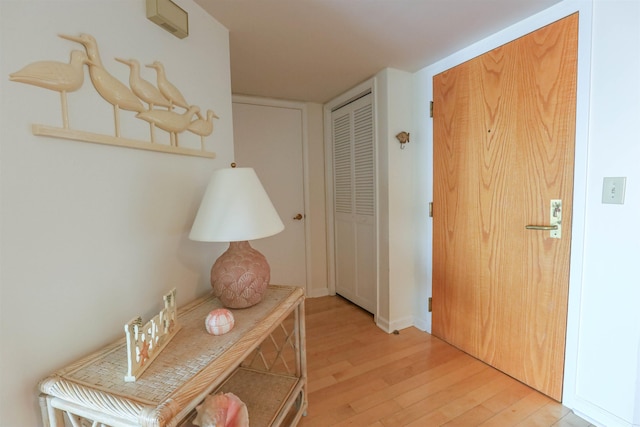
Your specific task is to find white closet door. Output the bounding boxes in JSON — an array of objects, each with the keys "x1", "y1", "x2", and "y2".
[{"x1": 332, "y1": 94, "x2": 376, "y2": 313}]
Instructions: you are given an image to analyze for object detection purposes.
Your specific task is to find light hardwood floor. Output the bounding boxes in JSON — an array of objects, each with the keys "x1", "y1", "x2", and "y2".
[{"x1": 298, "y1": 295, "x2": 595, "y2": 427}]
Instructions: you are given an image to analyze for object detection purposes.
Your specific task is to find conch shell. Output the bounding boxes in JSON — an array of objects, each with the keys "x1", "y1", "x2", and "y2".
[{"x1": 193, "y1": 393, "x2": 249, "y2": 427}]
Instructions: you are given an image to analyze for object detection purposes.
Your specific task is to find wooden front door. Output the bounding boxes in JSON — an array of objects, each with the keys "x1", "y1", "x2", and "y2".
[{"x1": 432, "y1": 13, "x2": 578, "y2": 401}]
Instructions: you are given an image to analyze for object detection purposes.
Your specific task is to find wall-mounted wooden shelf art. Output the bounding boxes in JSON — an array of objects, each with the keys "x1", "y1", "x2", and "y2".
[{"x1": 9, "y1": 33, "x2": 218, "y2": 159}]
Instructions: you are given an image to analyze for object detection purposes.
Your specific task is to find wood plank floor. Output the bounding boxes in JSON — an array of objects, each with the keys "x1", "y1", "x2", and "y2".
[{"x1": 298, "y1": 295, "x2": 595, "y2": 427}]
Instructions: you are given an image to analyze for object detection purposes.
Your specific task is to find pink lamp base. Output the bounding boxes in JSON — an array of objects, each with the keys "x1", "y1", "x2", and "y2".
[{"x1": 211, "y1": 241, "x2": 270, "y2": 308}]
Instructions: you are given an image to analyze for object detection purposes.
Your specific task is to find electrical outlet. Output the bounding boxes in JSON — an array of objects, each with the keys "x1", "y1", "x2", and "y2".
[{"x1": 602, "y1": 177, "x2": 626, "y2": 204}]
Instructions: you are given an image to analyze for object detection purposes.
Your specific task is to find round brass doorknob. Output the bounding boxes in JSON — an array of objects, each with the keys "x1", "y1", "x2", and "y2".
[{"x1": 293, "y1": 213, "x2": 304, "y2": 220}]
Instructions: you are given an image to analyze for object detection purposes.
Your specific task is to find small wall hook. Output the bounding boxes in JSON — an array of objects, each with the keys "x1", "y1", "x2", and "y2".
[{"x1": 396, "y1": 131, "x2": 410, "y2": 149}]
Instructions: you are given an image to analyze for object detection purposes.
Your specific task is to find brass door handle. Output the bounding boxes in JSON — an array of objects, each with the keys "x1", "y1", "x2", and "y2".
[
  {"x1": 293, "y1": 213, "x2": 304, "y2": 220},
  {"x1": 526, "y1": 200, "x2": 562, "y2": 237},
  {"x1": 525, "y1": 225, "x2": 558, "y2": 230}
]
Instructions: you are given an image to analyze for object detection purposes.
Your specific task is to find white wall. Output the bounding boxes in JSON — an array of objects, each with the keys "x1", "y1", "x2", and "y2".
[
  {"x1": 411, "y1": 0, "x2": 640, "y2": 426},
  {"x1": 0, "y1": 1, "x2": 234, "y2": 426},
  {"x1": 411, "y1": 68, "x2": 434, "y2": 333},
  {"x1": 572, "y1": 0, "x2": 640, "y2": 425},
  {"x1": 375, "y1": 68, "x2": 416, "y2": 332}
]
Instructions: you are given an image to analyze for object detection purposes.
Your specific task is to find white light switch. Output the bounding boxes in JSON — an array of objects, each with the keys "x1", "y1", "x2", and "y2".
[{"x1": 602, "y1": 177, "x2": 626, "y2": 204}]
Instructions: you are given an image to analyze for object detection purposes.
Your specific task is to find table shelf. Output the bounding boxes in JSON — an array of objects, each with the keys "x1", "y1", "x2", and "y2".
[{"x1": 178, "y1": 368, "x2": 306, "y2": 427}]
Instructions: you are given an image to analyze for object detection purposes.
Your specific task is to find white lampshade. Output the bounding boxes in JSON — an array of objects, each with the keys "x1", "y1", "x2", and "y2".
[{"x1": 189, "y1": 167, "x2": 284, "y2": 242}]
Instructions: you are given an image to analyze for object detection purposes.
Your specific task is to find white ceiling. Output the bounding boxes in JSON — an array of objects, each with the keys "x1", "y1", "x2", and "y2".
[{"x1": 195, "y1": 0, "x2": 563, "y2": 103}]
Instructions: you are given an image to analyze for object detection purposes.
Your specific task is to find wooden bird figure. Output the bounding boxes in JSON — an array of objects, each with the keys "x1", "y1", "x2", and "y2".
[
  {"x1": 136, "y1": 105, "x2": 200, "y2": 147},
  {"x1": 9, "y1": 50, "x2": 91, "y2": 129},
  {"x1": 116, "y1": 57, "x2": 172, "y2": 143},
  {"x1": 146, "y1": 61, "x2": 189, "y2": 110},
  {"x1": 187, "y1": 110, "x2": 219, "y2": 150},
  {"x1": 58, "y1": 33, "x2": 144, "y2": 137},
  {"x1": 115, "y1": 58, "x2": 171, "y2": 110}
]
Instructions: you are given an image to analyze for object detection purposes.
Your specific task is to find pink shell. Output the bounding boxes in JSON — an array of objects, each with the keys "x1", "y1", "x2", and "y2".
[{"x1": 205, "y1": 309, "x2": 235, "y2": 335}]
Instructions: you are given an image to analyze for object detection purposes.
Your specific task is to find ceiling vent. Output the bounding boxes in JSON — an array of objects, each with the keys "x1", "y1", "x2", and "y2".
[{"x1": 146, "y1": 0, "x2": 189, "y2": 39}]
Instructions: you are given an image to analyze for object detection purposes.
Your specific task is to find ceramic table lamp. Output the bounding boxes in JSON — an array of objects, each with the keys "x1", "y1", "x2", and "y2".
[{"x1": 189, "y1": 166, "x2": 284, "y2": 308}]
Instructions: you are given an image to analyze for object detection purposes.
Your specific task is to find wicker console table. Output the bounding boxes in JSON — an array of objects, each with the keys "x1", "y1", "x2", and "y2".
[{"x1": 39, "y1": 285, "x2": 307, "y2": 427}]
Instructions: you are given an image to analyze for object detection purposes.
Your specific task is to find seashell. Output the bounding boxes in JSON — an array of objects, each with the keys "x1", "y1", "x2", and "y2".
[
  {"x1": 205, "y1": 309, "x2": 235, "y2": 335},
  {"x1": 193, "y1": 392, "x2": 249, "y2": 427}
]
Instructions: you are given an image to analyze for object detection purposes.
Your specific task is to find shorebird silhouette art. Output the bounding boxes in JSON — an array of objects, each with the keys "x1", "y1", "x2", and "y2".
[
  {"x1": 136, "y1": 105, "x2": 200, "y2": 147},
  {"x1": 9, "y1": 50, "x2": 92, "y2": 129},
  {"x1": 187, "y1": 109, "x2": 219, "y2": 150},
  {"x1": 59, "y1": 33, "x2": 144, "y2": 137},
  {"x1": 116, "y1": 57, "x2": 172, "y2": 143},
  {"x1": 115, "y1": 58, "x2": 171, "y2": 110},
  {"x1": 146, "y1": 61, "x2": 189, "y2": 110}
]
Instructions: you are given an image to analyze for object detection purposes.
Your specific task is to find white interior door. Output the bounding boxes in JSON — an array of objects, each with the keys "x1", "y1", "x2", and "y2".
[
  {"x1": 232, "y1": 100, "x2": 307, "y2": 289},
  {"x1": 331, "y1": 94, "x2": 376, "y2": 313}
]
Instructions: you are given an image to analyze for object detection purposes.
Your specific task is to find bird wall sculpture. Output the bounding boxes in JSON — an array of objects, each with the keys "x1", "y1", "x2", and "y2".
[
  {"x1": 9, "y1": 50, "x2": 92, "y2": 129},
  {"x1": 146, "y1": 61, "x2": 190, "y2": 110},
  {"x1": 116, "y1": 58, "x2": 171, "y2": 110},
  {"x1": 116, "y1": 57, "x2": 172, "y2": 142},
  {"x1": 188, "y1": 109, "x2": 219, "y2": 150},
  {"x1": 137, "y1": 105, "x2": 200, "y2": 147},
  {"x1": 59, "y1": 33, "x2": 145, "y2": 137},
  {"x1": 9, "y1": 33, "x2": 218, "y2": 158}
]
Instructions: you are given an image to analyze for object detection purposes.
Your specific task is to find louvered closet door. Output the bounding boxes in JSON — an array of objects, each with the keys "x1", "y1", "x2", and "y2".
[{"x1": 332, "y1": 93, "x2": 376, "y2": 314}]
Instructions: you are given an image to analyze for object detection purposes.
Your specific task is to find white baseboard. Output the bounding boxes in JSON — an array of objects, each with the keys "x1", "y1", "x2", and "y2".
[
  {"x1": 570, "y1": 399, "x2": 634, "y2": 427},
  {"x1": 305, "y1": 288, "x2": 331, "y2": 298},
  {"x1": 375, "y1": 314, "x2": 413, "y2": 334},
  {"x1": 413, "y1": 315, "x2": 431, "y2": 333}
]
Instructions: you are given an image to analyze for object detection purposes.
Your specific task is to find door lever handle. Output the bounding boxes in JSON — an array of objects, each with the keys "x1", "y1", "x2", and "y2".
[
  {"x1": 525, "y1": 225, "x2": 559, "y2": 230},
  {"x1": 527, "y1": 200, "x2": 562, "y2": 238}
]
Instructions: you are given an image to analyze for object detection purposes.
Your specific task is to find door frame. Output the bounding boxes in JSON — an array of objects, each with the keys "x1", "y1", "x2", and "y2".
[
  {"x1": 232, "y1": 95, "x2": 312, "y2": 296},
  {"x1": 420, "y1": 2, "x2": 593, "y2": 406},
  {"x1": 323, "y1": 78, "x2": 379, "y2": 316}
]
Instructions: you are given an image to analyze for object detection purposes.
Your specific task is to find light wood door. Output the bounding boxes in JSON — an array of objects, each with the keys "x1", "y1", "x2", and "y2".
[
  {"x1": 432, "y1": 14, "x2": 578, "y2": 401},
  {"x1": 233, "y1": 101, "x2": 307, "y2": 289}
]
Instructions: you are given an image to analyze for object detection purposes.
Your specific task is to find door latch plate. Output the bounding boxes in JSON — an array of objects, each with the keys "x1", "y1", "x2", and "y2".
[{"x1": 550, "y1": 199, "x2": 562, "y2": 239}]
